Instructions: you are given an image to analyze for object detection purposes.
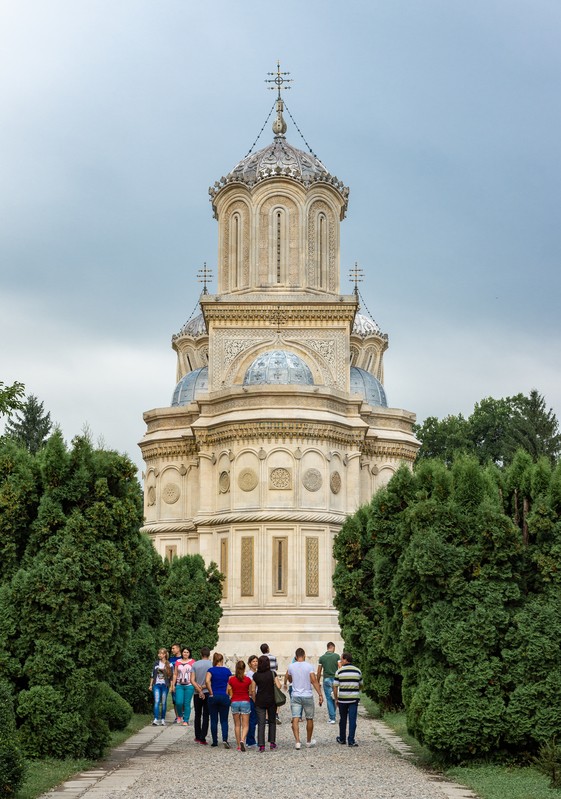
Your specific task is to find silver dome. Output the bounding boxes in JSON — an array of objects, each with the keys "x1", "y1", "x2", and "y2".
[
  {"x1": 352, "y1": 312, "x2": 386, "y2": 339},
  {"x1": 171, "y1": 367, "x2": 209, "y2": 406},
  {"x1": 350, "y1": 367, "x2": 387, "y2": 407},
  {"x1": 244, "y1": 350, "x2": 314, "y2": 386},
  {"x1": 174, "y1": 313, "x2": 207, "y2": 339}
]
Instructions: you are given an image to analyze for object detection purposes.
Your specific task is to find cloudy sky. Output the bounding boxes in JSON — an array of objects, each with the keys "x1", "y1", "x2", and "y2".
[{"x1": 1, "y1": 0, "x2": 560, "y2": 472}]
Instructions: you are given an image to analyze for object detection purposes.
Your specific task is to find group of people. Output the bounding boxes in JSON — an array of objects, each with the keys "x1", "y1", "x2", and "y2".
[{"x1": 149, "y1": 641, "x2": 363, "y2": 751}]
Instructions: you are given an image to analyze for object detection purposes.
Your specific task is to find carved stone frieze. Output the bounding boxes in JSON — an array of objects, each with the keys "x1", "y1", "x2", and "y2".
[
  {"x1": 305, "y1": 537, "x2": 320, "y2": 596},
  {"x1": 194, "y1": 421, "x2": 365, "y2": 448}
]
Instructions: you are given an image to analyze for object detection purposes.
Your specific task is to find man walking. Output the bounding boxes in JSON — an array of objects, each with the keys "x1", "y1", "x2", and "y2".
[
  {"x1": 190, "y1": 646, "x2": 212, "y2": 745},
  {"x1": 317, "y1": 641, "x2": 340, "y2": 724},
  {"x1": 333, "y1": 652, "x2": 363, "y2": 747},
  {"x1": 261, "y1": 643, "x2": 282, "y2": 724},
  {"x1": 286, "y1": 648, "x2": 323, "y2": 749}
]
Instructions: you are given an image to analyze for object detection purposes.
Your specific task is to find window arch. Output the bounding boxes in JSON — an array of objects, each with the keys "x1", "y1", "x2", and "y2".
[{"x1": 271, "y1": 206, "x2": 289, "y2": 285}]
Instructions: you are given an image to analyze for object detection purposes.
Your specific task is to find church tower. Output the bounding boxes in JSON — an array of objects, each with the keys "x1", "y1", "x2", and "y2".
[{"x1": 139, "y1": 67, "x2": 419, "y2": 662}]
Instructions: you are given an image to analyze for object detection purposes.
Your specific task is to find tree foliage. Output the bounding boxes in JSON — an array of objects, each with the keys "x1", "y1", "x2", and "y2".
[
  {"x1": 414, "y1": 390, "x2": 561, "y2": 466},
  {"x1": 0, "y1": 381, "x2": 24, "y2": 419},
  {"x1": 334, "y1": 455, "x2": 561, "y2": 762},
  {"x1": 5, "y1": 395, "x2": 52, "y2": 454}
]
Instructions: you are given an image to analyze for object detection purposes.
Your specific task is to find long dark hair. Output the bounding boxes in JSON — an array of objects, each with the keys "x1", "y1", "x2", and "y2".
[{"x1": 257, "y1": 655, "x2": 271, "y2": 672}]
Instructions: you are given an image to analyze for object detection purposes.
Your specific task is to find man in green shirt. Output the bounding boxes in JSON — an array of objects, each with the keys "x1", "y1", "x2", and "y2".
[{"x1": 316, "y1": 642, "x2": 340, "y2": 724}]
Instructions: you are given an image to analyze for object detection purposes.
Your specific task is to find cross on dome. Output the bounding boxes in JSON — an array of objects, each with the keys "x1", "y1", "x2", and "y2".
[{"x1": 266, "y1": 61, "x2": 292, "y2": 138}]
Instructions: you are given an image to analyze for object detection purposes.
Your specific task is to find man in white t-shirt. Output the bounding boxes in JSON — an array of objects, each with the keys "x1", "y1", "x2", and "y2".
[{"x1": 286, "y1": 647, "x2": 323, "y2": 749}]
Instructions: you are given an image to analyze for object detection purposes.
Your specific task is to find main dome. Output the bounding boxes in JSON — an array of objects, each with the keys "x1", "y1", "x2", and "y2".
[{"x1": 244, "y1": 350, "x2": 314, "y2": 386}]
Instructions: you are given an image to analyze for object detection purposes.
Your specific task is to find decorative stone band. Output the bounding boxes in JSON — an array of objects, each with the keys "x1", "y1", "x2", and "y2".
[
  {"x1": 140, "y1": 443, "x2": 198, "y2": 461},
  {"x1": 362, "y1": 442, "x2": 419, "y2": 462},
  {"x1": 140, "y1": 521, "x2": 197, "y2": 534},
  {"x1": 192, "y1": 509, "x2": 349, "y2": 526},
  {"x1": 201, "y1": 305, "x2": 357, "y2": 324},
  {"x1": 193, "y1": 421, "x2": 365, "y2": 448}
]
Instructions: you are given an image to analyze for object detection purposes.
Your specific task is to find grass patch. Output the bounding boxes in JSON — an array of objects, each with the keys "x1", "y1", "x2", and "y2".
[
  {"x1": 372, "y1": 708, "x2": 561, "y2": 799},
  {"x1": 16, "y1": 714, "x2": 151, "y2": 799}
]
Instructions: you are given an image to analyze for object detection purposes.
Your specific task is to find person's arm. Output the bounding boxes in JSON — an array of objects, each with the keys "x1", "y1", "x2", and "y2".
[
  {"x1": 274, "y1": 674, "x2": 282, "y2": 690},
  {"x1": 205, "y1": 671, "x2": 213, "y2": 697},
  {"x1": 333, "y1": 684, "x2": 338, "y2": 704},
  {"x1": 310, "y1": 672, "x2": 323, "y2": 705},
  {"x1": 316, "y1": 660, "x2": 323, "y2": 681},
  {"x1": 227, "y1": 679, "x2": 233, "y2": 699},
  {"x1": 148, "y1": 665, "x2": 154, "y2": 691},
  {"x1": 171, "y1": 663, "x2": 178, "y2": 691},
  {"x1": 249, "y1": 679, "x2": 256, "y2": 701}
]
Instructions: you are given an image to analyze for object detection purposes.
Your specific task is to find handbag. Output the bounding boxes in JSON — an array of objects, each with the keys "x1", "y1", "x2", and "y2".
[{"x1": 274, "y1": 683, "x2": 286, "y2": 707}]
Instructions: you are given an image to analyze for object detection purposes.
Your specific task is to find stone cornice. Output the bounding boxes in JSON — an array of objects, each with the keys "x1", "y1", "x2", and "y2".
[
  {"x1": 140, "y1": 522, "x2": 197, "y2": 535},
  {"x1": 362, "y1": 441, "x2": 419, "y2": 462},
  {"x1": 139, "y1": 441, "x2": 198, "y2": 461},
  {"x1": 201, "y1": 302, "x2": 357, "y2": 326},
  {"x1": 193, "y1": 420, "x2": 366, "y2": 448}
]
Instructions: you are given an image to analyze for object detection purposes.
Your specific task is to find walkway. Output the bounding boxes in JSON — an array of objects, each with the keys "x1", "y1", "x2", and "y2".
[{"x1": 42, "y1": 706, "x2": 477, "y2": 799}]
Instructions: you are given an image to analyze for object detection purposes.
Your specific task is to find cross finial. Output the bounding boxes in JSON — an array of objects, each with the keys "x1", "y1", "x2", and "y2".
[
  {"x1": 349, "y1": 262, "x2": 363, "y2": 297},
  {"x1": 265, "y1": 60, "x2": 292, "y2": 99},
  {"x1": 197, "y1": 262, "x2": 213, "y2": 295}
]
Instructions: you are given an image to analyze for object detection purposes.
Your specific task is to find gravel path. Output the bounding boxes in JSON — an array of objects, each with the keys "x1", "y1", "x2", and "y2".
[{"x1": 73, "y1": 705, "x2": 465, "y2": 799}]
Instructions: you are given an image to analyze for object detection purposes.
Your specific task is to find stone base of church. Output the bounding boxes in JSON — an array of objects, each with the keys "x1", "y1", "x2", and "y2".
[{"x1": 216, "y1": 606, "x2": 344, "y2": 672}]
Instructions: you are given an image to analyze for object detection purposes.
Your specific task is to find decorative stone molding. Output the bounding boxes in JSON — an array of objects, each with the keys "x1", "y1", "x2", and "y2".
[
  {"x1": 162, "y1": 483, "x2": 180, "y2": 504},
  {"x1": 269, "y1": 467, "x2": 292, "y2": 490},
  {"x1": 192, "y1": 510, "x2": 348, "y2": 526},
  {"x1": 194, "y1": 421, "x2": 365, "y2": 448},
  {"x1": 238, "y1": 468, "x2": 258, "y2": 492},
  {"x1": 302, "y1": 468, "x2": 322, "y2": 492},
  {"x1": 218, "y1": 471, "x2": 230, "y2": 493},
  {"x1": 140, "y1": 443, "x2": 197, "y2": 461},
  {"x1": 140, "y1": 522, "x2": 197, "y2": 534},
  {"x1": 330, "y1": 471, "x2": 342, "y2": 494}
]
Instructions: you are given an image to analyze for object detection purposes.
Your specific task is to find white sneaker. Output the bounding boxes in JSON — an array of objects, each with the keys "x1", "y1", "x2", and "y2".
[
  {"x1": 160, "y1": 720, "x2": 166, "y2": 726},
  {"x1": 306, "y1": 739, "x2": 317, "y2": 747},
  {"x1": 295, "y1": 742, "x2": 301, "y2": 750},
  {"x1": 328, "y1": 720, "x2": 336, "y2": 724},
  {"x1": 151, "y1": 719, "x2": 158, "y2": 726}
]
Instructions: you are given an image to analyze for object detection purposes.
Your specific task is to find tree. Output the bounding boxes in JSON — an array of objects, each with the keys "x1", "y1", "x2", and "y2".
[
  {"x1": 415, "y1": 390, "x2": 560, "y2": 466},
  {"x1": 158, "y1": 555, "x2": 223, "y2": 655},
  {"x1": 5, "y1": 395, "x2": 52, "y2": 454},
  {"x1": 0, "y1": 381, "x2": 24, "y2": 419}
]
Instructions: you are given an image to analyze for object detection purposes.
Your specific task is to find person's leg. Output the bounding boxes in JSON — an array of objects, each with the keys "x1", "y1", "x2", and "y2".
[
  {"x1": 153, "y1": 684, "x2": 163, "y2": 721},
  {"x1": 247, "y1": 699, "x2": 257, "y2": 746},
  {"x1": 232, "y1": 711, "x2": 241, "y2": 746},
  {"x1": 267, "y1": 703, "x2": 277, "y2": 745},
  {"x1": 347, "y1": 700, "x2": 359, "y2": 745},
  {"x1": 219, "y1": 695, "x2": 230, "y2": 742},
  {"x1": 324, "y1": 677, "x2": 336, "y2": 722},
  {"x1": 256, "y1": 706, "x2": 266, "y2": 748},
  {"x1": 208, "y1": 697, "x2": 219, "y2": 745},
  {"x1": 193, "y1": 694, "x2": 203, "y2": 740},
  {"x1": 241, "y1": 710, "x2": 249, "y2": 746},
  {"x1": 290, "y1": 697, "x2": 302, "y2": 743},
  {"x1": 201, "y1": 695, "x2": 210, "y2": 741},
  {"x1": 175, "y1": 685, "x2": 185, "y2": 721},
  {"x1": 303, "y1": 696, "x2": 315, "y2": 743},
  {"x1": 338, "y1": 701, "x2": 349, "y2": 743},
  {"x1": 183, "y1": 684, "x2": 194, "y2": 723}
]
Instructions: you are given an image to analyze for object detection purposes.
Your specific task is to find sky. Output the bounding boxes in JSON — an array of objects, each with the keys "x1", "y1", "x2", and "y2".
[{"x1": 1, "y1": 0, "x2": 560, "y2": 473}]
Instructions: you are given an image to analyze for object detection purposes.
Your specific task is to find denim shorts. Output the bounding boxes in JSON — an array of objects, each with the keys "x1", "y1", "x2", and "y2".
[
  {"x1": 231, "y1": 700, "x2": 251, "y2": 715},
  {"x1": 290, "y1": 695, "x2": 315, "y2": 719}
]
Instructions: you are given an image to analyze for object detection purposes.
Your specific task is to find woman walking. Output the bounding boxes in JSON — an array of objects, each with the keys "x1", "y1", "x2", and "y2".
[
  {"x1": 149, "y1": 647, "x2": 173, "y2": 726},
  {"x1": 245, "y1": 655, "x2": 259, "y2": 748},
  {"x1": 172, "y1": 646, "x2": 195, "y2": 725},
  {"x1": 205, "y1": 652, "x2": 232, "y2": 748},
  {"x1": 250, "y1": 654, "x2": 282, "y2": 752},
  {"x1": 228, "y1": 660, "x2": 252, "y2": 751}
]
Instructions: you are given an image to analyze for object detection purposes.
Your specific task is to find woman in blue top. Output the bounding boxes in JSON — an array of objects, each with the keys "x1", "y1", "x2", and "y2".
[{"x1": 205, "y1": 652, "x2": 232, "y2": 747}]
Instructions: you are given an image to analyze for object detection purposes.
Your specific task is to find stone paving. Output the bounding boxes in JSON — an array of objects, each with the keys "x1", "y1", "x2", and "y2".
[{"x1": 41, "y1": 708, "x2": 478, "y2": 799}]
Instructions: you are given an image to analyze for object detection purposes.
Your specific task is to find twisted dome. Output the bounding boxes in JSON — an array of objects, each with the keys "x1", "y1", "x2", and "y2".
[
  {"x1": 243, "y1": 350, "x2": 313, "y2": 386},
  {"x1": 350, "y1": 367, "x2": 387, "y2": 407},
  {"x1": 171, "y1": 367, "x2": 209, "y2": 406}
]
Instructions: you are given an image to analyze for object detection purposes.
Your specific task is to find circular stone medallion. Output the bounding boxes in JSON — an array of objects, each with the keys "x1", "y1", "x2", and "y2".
[
  {"x1": 147, "y1": 486, "x2": 156, "y2": 506},
  {"x1": 303, "y1": 468, "x2": 322, "y2": 492},
  {"x1": 269, "y1": 467, "x2": 291, "y2": 490},
  {"x1": 330, "y1": 471, "x2": 342, "y2": 494},
  {"x1": 218, "y1": 471, "x2": 230, "y2": 493},
  {"x1": 238, "y1": 468, "x2": 258, "y2": 492},
  {"x1": 162, "y1": 483, "x2": 180, "y2": 504}
]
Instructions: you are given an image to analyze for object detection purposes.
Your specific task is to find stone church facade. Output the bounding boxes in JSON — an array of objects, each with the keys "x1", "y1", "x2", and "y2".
[{"x1": 139, "y1": 93, "x2": 419, "y2": 661}]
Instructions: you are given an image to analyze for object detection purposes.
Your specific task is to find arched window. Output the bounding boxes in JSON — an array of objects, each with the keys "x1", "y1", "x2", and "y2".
[
  {"x1": 272, "y1": 207, "x2": 288, "y2": 285},
  {"x1": 230, "y1": 212, "x2": 243, "y2": 289},
  {"x1": 317, "y1": 212, "x2": 328, "y2": 288}
]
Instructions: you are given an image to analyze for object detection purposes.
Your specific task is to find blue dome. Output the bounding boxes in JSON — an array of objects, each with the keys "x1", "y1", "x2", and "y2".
[
  {"x1": 171, "y1": 367, "x2": 209, "y2": 406},
  {"x1": 350, "y1": 367, "x2": 388, "y2": 407},
  {"x1": 243, "y1": 350, "x2": 314, "y2": 386}
]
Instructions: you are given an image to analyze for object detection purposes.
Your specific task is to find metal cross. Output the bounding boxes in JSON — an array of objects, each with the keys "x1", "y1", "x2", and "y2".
[
  {"x1": 266, "y1": 61, "x2": 293, "y2": 98},
  {"x1": 197, "y1": 262, "x2": 213, "y2": 294},
  {"x1": 349, "y1": 262, "x2": 364, "y2": 296}
]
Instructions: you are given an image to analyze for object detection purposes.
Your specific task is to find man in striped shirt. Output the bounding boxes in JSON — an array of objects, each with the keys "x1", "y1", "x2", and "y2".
[{"x1": 333, "y1": 652, "x2": 363, "y2": 747}]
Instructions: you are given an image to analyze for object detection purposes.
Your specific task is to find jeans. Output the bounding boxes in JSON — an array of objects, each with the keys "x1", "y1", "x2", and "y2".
[
  {"x1": 175, "y1": 683, "x2": 194, "y2": 721},
  {"x1": 338, "y1": 699, "x2": 359, "y2": 745},
  {"x1": 323, "y1": 677, "x2": 336, "y2": 721},
  {"x1": 256, "y1": 704, "x2": 276, "y2": 746},
  {"x1": 193, "y1": 693, "x2": 209, "y2": 742},
  {"x1": 209, "y1": 693, "x2": 231, "y2": 744},
  {"x1": 246, "y1": 699, "x2": 258, "y2": 746},
  {"x1": 153, "y1": 683, "x2": 169, "y2": 721}
]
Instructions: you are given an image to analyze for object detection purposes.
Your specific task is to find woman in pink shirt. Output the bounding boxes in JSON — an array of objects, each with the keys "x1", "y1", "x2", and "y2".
[{"x1": 228, "y1": 660, "x2": 252, "y2": 751}]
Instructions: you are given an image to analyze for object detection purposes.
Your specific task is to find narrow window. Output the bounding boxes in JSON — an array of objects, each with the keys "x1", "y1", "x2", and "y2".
[
  {"x1": 272, "y1": 536, "x2": 288, "y2": 595},
  {"x1": 306, "y1": 537, "x2": 319, "y2": 597},
  {"x1": 241, "y1": 536, "x2": 254, "y2": 596},
  {"x1": 276, "y1": 211, "x2": 282, "y2": 283},
  {"x1": 318, "y1": 214, "x2": 327, "y2": 288},
  {"x1": 164, "y1": 545, "x2": 177, "y2": 562}
]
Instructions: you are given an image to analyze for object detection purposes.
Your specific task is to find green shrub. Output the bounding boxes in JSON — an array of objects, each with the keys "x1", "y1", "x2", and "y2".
[
  {"x1": 535, "y1": 738, "x2": 561, "y2": 789},
  {"x1": 94, "y1": 682, "x2": 132, "y2": 731},
  {"x1": 0, "y1": 681, "x2": 26, "y2": 798}
]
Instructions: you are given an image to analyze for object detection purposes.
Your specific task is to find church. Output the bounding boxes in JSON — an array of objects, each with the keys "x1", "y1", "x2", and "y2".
[{"x1": 139, "y1": 69, "x2": 419, "y2": 662}]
